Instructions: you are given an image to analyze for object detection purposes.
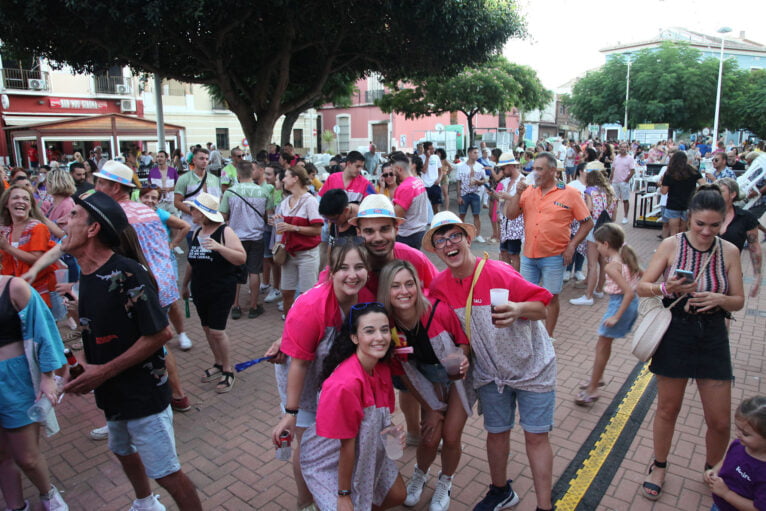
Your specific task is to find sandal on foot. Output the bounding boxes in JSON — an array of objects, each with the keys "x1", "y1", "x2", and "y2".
[
  {"x1": 574, "y1": 390, "x2": 599, "y2": 406},
  {"x1": 216, "y1": 372, "x2": 235, "y2": 393},
  {"x1": 578, "y1": 380, "x2": 605, "y2": 390},
  {"x1": 641, "y1": 459, "x2": 667, "y2": 501},
  {"x1": 201, "y1": 364, "x2": 223, "y2": 382}
]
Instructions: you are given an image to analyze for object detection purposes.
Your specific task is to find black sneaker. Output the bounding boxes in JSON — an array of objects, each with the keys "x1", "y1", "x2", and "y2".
[
  {"x1": 248, "y1": 305, "x2": 265, "y2": 319},
  {"x1": 473, "y1": 480, "x2": 520, "y2": 511},
  {"x1": 230, "y1": 306, "x2": 242, "y2": 320}
]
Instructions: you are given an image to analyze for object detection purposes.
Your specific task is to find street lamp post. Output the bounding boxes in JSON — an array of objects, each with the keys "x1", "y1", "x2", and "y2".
[
  {"x1": 711, "y1": 27, "x2": 732, "y2": 151},
  {"x1": 624, "y1": 54, "x2": 632, "y2": 141}
]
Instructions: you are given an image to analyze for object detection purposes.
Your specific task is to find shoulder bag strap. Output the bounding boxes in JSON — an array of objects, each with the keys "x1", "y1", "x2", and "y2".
[
  {"x1": 464, "y1": 253, "x2": 489, "y2": 343},
  {"x1": 424, "y1": 299, "x2": 440, "y2": 333},
  {"x1": 226, "y1": 188, "x2": 267, "y2": 222},
  {"x1": 183, "y1": 172, "x2": 208, "y2": 199},
  {"x1": 667, "y1": 238, "x2": 719, "y2": 309}
]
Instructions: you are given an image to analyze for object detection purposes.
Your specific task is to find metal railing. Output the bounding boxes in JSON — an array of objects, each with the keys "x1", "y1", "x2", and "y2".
[
  {"x1": 1, "y1": 68, "x2": 50, "y2": 91},
  {"x1": 94, "y1": 75, "x2": 131, "y2": 94}
]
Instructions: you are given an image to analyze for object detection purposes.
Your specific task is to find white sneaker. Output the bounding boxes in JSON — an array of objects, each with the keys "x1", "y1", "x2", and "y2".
[
  {"x1": 404, "y1": 466, "x2": 429, "y2": 507},
  {"x1": 265, "y1": 289, "x2": 282, "y2": 303},
  {"x1": 475, "y1": 235, "x2": 486, "y2": 243},
  {"x1": 621, "y1": 217, "x2": 629, "y2": 224},
  {"x1": 593, "y1": 291, "x2": 605, "y2": 299},
  {"x1": 41, "y1": 486, "x2": 68, "y2": 511},
  {"x1": 569, "y1": 295, "x2": 594, "y2": 306},
  {"x1": 277, "y1": 301, "x2": 284, "y2": 312},
  {"x1": 563, "y1": 271, "x2": 571, "y2": 282},
  {"x1": 89, "y1": 425, "x2": 109, "y2": 440},
  {"x1": 177, "y1": 332, "x2": 192, "y2": 351},
  {"x1": 259, "y1": 284, "x2": 271, "y2": 294},
  {"x1": 574, "y1": 271, "x2": 586, "y2": 281},
  {"x1": 429, "y1": 473, "x2": 452, "y2": 511},
  {"x1": 129, "y1": 495, "x2": 165, "y2": 511}
]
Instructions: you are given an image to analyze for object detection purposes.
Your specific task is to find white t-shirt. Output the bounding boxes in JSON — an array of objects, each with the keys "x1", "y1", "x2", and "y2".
[{"x1": 422, "y1": 154, "x2": 441, "y2": 187}]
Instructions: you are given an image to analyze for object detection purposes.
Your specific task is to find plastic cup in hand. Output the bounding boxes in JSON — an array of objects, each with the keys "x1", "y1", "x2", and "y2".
[
  {"x1": 490, "y1": 288, "x2": 509, "y2": 326},
  {"x1": 441, "y1": 351, "x2": 467, "y2": 381},
  {"x1": 380, "y1": 425, "x2": 404, "y2": 460},
  {"x1": 28, "y1": 396, "x2": 54, "y2": 422},
  {"x1": 55, "y1": 269, "x2": 68, "y2": 284}
]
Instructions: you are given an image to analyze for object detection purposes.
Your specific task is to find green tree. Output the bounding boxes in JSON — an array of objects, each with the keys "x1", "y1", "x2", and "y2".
[
  {"x1": 566, "y1": 42, "x2": 745, "y2": 132},
  {"x1": 723, "y1": 69, "x2": 766, "y2": 138},
  {"x1": 376, "y1": 56, "x2": 550, "y2": 145},
  {"x1": 0, "y1": 0, "x2": 523, "y2": 151}
]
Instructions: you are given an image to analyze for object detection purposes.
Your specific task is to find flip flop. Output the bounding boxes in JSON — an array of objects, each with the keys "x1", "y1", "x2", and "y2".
[
  {"x1": 574, "y1": 390, "x2": 599, "y2": 406},
  {"x1": 578, "y1": 380, "x2": 605, "y2": 390}
]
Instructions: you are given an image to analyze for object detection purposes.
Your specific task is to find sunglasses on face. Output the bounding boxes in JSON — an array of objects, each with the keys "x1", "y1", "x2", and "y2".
[
  {"x1": 348, "y1": 302, "x2": 386, "y2": 328},
  {"x1": 382, "y1": 173, "x2": 394, "y2": 178},
  {"x1": 432, "y1": 231, "x2": 464, "y2": 249}
]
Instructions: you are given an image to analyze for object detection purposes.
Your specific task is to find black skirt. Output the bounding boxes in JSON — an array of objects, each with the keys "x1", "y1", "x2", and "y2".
[{"x1": 649, "y1": 310, "x2": 732, "y2": 380}]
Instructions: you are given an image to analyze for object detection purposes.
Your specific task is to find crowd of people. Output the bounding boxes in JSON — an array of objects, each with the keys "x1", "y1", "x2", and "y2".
[{"x1": 0, "y1": 135, "x2": 764, "y2": 511}]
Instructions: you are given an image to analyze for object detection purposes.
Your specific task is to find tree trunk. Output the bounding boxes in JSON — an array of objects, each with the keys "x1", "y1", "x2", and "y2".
[
  {"x1": 230, "y1": 104, "x2": 280, "y2": 155},
  {"x1": 467, "y1": 114, "x2": 475, "y2": 148},
  {"x1": 281, "y1": 109, "x2": 303, "y2": 147}
]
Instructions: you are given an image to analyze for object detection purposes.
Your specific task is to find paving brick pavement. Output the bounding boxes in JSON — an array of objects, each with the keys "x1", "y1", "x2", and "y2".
[{"x1": 7, "y1": 196, "x2": 764, "y2": 510}]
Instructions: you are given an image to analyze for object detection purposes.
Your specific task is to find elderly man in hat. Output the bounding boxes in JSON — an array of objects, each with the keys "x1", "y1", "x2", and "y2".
[
  {"x1": 423, "y1": 210, "x2": 556, "y2": 511},
  {"x1": 60, "y1": 190, "x2": 202, "y2": 511},
  {"x1": 493, "y1": 153, "x2": 526, "y2": 271}
]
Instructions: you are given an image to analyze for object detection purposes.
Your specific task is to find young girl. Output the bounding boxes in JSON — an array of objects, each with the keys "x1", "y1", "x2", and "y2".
[
  {"x1": 300, "y1": 302, "x2": 406, "y2": 511},
  {"x1": 575, "y1": 223, "x2": 641, "y2": 405},
  {"x1": 704, "y1": 396, "x2": 766, "y2": 511}
]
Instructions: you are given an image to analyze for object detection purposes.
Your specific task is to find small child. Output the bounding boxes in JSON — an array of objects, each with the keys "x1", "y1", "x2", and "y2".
[
  {"x1": 704, "y1": 396, "x2": 766, "y2": 511},
  {"x1": 575, "y1": 223, "x2": 641, "y2": 405}
]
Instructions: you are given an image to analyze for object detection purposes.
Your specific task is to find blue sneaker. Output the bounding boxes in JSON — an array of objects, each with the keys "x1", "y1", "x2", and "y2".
[{"x1": 473, "y1": 480, "x2": 520, "y2": 511}]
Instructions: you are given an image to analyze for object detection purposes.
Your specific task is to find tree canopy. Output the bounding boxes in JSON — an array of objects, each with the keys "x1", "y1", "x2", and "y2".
[
  {"x1": 375, "y1": 56, "x2": 551, "y2": 145},
  {"x1": 0, "y1": 0, "x2": 525, "y2": 150},
  {"x1": 565, "y1": 42, "x2": 757, "y2": 134}
]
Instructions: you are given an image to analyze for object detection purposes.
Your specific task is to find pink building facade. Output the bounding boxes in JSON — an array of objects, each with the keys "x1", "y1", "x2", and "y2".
[{"x1": 318, "y1": 76, "x2": 521, "y2": 155}]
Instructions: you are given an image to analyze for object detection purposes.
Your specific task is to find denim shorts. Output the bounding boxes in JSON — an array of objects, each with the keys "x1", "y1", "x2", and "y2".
[
  {"x1": 598, "y1": 294, "x2": 639, "y2": 339},
  {"x1": 521, "y1": 254, "x2": 565, "y2": 295},
  {"x1": 663, "y1": 208, "x2": 687, "y2": 221},
  {"x1": 459, "y1": 193, "x2": 481, "y2": 215},
  {"x1": 417, "y1": 362, "x2": 451, "y2": 385},
  {"x1": 107, "y1": 406, "x2": 181, "y2": 479},
  {"x1": 280, "y1": 403, "x2": 317, "y2": 429},
  {"x1": 0, "y1": 355, "x2": 37, "y2": 429},
  {"x1": 500, "y1": 239, "x2": 522, "y2": 255},
  {"x1": 477, "y1": 382, "x2": 555, "y2": 434}
]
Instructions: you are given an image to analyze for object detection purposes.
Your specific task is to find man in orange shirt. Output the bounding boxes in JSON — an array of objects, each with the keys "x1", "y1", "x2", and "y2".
[{"x1": 505, "y1": 152, "x2": 593, "y2": 336}]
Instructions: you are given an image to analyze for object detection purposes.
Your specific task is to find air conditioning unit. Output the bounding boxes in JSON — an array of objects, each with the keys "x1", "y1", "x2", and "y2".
[
  {"x1": 120, "y1": 99, "x2": 137, "y2": 112},
  {"x1": 115, "y1": 84, "x2": 129, "y2": 94},
  {"x1": 28, "y1": 79, "x2": 46, "y2": 90}
]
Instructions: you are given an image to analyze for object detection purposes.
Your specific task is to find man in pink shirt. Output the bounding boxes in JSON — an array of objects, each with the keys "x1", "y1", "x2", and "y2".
[
  {"x1": 611, "y1": 142, "x2": 635, "y2": 224},
  {"x1": 390, "y1": 151, "x2": 429, "y2": 249},
  {"x1": 318, "y1": 150, "x2": 375, "y2": 204}
]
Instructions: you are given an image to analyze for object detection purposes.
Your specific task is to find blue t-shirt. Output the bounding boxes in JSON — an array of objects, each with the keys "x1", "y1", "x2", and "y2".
[{"x1": 156, "y1": 207, "x2": 172, "y2": 239}]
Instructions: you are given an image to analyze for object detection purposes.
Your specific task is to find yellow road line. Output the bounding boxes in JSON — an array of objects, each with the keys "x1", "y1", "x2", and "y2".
[{"x1": 554, "y1": 365, "x2": 654, "y2": 511}]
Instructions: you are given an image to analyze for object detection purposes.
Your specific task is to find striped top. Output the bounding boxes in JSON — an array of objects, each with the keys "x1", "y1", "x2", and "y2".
[{"x1": 666, "y1": 233, "x2": 728, "y2": 296}]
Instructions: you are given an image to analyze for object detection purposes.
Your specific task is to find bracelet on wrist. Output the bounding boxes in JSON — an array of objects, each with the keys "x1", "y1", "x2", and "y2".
[
  {"x1": 284, "y1": 408, "x2": 299, "y2": 416},
  {"x1": 338, "y1": 490, "x2": 352, "y2": 497},
  {"x1": 660, "y1": 282, "x2": 668, "y2": 296}
]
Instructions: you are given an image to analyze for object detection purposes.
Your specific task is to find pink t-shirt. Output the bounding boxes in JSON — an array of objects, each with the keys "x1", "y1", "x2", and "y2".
[
  {"x1": 611, "y1": 154, "x2": 635, "y2": 184},
  {"x1": 316, "y1": 355, "x2": 395, "y2": 439},
  {"x1": 318, "y1": 172, "x2": 376, "y2": 204},
  {"x1": 393, "y1": 176, "x2": 428, "y2": 236},
  {"x1": 282, "y1": 280, "x2": 375, "y2": 361}
]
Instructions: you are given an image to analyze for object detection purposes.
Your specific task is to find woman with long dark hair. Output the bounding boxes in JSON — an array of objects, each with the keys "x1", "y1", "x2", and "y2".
[
  {"x1": 300, "y1": 302, "x2": 406, "y2": 511},
  {"x1": 661, "y1": 151, "x2": 705, "y2": 236},
  {"x1": 636, "y1": 185, "x2": 745, "y2": 501}
]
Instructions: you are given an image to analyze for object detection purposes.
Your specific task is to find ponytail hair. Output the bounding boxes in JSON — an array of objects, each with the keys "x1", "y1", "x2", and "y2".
[{"x1": 593, "y1": 223, "x2": 642, "y2": 278}]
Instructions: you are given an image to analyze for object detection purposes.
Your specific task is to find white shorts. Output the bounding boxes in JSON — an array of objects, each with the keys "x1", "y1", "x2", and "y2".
[
  {"x1": 613, "y1": 182, "x2": 631, "y2": 201},
  {"x1": 281, "y1": 246, "x2": 320, "y2": 292}
]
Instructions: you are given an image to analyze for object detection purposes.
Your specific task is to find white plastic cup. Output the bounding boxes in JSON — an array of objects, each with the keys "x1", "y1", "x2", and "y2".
[
  {"x1": 380, "y1": 425, "x2": 404, "y2": 460},
  {"x1": 490, "y1": 288, "x2": 509, "y2": 326},
  {"x1": 28, "y1": 396, "x2": 53, "y2": 422},
  {"x1": 55, "y1": 269, "x2": 68, "y2": 284}
]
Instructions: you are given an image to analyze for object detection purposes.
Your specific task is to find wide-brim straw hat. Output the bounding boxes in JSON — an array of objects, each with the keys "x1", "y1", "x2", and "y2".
[
  {"x1": 497, "y1": 152, "x2": 519, "y2": 166},
  {"x1": 422, "y1": 211, "x2": 477, "y2": 252},
  {"x1": 93, "y1": 160, "x2": 136, "y2": 187},
  {"x1": 348, "y1": 194, "x2": 404, "y2": 226},
  {"x1": 184, "y1": 192, "x2": 224, "y2": 223},
  {"x1": 585, "y1": 160, "x2": 606, "y2": 172}
]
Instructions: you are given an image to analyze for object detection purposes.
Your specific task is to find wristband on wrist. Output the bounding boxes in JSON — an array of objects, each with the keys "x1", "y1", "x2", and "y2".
[
  {"x1": 660, "y1": 282, "x2": 668, "y2": 296},
  {"x1": 338, "y1": 490, "x2": 352, "y2": 497},
  {"x1": 284, "y1": 408, "x2": 299, "y2": 416}
]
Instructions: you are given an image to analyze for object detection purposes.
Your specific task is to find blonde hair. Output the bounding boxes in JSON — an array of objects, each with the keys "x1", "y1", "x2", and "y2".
[
  {"x1": 586, "y1": 168, "x2": 615, "y2": 206},
  {"x1": 46, "y1": 169, "x2": 76, "y2": 196},
  {"x1": 0, "y1": 184, "x2": 46, "y2": 226},
  {"x1": 377, "y1": 260, "x2": 430, "y2": 322}
]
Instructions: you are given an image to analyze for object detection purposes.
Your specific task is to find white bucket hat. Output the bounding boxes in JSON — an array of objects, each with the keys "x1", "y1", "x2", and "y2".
[
  {"x1": 93, "y1": 160, "x2": 136, "y2": 187},
  {"x1": 348, "y1": 194, "x2": 404, "y2": 226},
  {"x1": 497, "y1": 152, "x2": 519, "y2": 166},
  {"x1": 422, "y1": 211, "x2": 477, "y2": 252},
  {"x1": 184, "y1": 192, "x2": 224, "y2": 223},
  {"x1": 585, "y1": 160, "x2": 606, "y2": 173}
]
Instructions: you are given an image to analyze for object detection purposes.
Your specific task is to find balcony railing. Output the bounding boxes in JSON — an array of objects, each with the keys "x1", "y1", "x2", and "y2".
[
  {"x1": 94, "y1": 75, "x2": 132, "y2": 95},
  {"x1": 1, "y1": 69, "x2": 50, "y2": 91},
  {"x1": 365, "y1": 89, "x2": 385, "y2": 103}
]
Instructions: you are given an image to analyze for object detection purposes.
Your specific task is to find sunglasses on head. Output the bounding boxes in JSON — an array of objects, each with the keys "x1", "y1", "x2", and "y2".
[
  {"x1": 348, "y1": 302, "x2": 386, "y2": 328},
  {"x1": 329, "y1": 235, "x2": 365, "y2": 248}
]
